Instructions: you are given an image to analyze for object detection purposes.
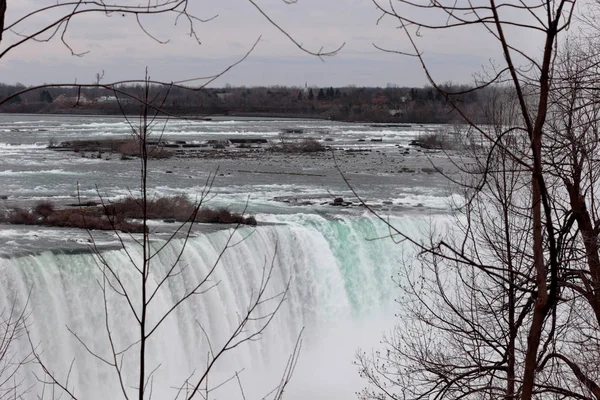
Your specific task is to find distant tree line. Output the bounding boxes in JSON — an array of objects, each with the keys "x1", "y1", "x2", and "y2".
[{"x1": 0, "y1": 82, "x2": 489, "y2": 123}]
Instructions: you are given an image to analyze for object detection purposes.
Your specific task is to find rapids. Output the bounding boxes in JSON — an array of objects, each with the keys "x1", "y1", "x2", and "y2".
[{"x1": 0, "y1": 114, "x2": 457, "y2": 398}]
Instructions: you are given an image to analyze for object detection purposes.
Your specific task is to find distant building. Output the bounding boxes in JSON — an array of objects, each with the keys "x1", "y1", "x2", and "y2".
[
  {"x1": 388, "y1": 109, "x2": 405, "y2": 117},
  {"x1": 52, "y1": 94, "x2": 69, "y2": 104},
  {"x1": 216, "y1": 92, "x2": 232, "y2": 101},
  {"x1": 53, "y1": 94, "x2": 92, "y2": 105},
  {"x1": 97, "y1": 96, "x2": 118, "y2": 103}
]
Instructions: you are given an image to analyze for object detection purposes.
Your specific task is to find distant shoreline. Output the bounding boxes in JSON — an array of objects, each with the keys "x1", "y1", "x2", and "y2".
[
  {"x1": 0, "y1": 84, "x2": 485, "y2": 124},
  {"x1": 0, "y1": 110, "x2": 448, "y2": 125}
]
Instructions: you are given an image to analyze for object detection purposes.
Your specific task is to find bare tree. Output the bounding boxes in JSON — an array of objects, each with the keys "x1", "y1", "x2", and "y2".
[
  {"x1": 355, "y1": 1, "x2": 600, "y2": 399},
  {"x1": 0, "y1": 1, "x2": 330, "y2": 398},
  {"x1": 0, "y1": 294, "x2": 33, "y2": 400},
  {"x1": 0, "y1": 0, "x2": 343, "y2": 106},
  {"x1": 356, "y1": 88, "x2": 539, "y2": 400},
  {"x1": 21, "y1": 78, "x2": 301, "y2": 400}
]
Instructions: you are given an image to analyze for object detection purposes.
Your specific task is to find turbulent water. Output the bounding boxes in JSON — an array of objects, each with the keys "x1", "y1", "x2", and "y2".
[{"x1": 0, "y1": 114, "x2": 454, "y2": 399}]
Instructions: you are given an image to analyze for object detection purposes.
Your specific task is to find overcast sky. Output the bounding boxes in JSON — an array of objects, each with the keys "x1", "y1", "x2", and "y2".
[{"x1": 0, "y1": 0, "x2": 571, "y2": 88}]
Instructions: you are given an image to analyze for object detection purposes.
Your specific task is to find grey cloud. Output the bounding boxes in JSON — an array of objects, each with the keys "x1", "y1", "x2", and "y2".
[{"x1": 0, "y1": 0, "x2": 530, "y2": 87}]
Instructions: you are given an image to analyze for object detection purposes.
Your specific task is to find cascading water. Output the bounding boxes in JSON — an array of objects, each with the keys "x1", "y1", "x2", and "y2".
[
  {"x1": 0, "y1": 214, "x2": 434, "y2": 399},
  {"x1": 0, "y1": 114, "x2": 456, "y2": 398}
]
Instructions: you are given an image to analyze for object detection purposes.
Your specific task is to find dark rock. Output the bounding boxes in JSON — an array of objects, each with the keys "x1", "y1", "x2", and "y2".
[
  {"x1": 229, "y1": 138, "x2": 268, "y2": 144},
  {"x1": 330, "y1": 201, "x2": 352, "y2": 207},
  {"x1": 330, "y1": 197, "x2": 352, "y2": 206},
  {"x1": 66, "y1": 201, "x2": 98, "y2": 207},
  {"x1": 281, "y1": 128, "x2": 304, "y2": 134}
]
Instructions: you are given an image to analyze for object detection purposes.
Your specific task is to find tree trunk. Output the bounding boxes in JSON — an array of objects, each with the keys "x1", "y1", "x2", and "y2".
[{"x1": 0, "y1": 0, "x2": 6, "y2": 43}]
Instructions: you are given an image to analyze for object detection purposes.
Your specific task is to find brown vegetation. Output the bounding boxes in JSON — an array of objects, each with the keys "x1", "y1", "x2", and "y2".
[
  {"x1": 104, "y1": 195, "x2": 257, "y2": 225},
  {"x1": 55, "y1": 139, "x2": 174, "y2": 159},
  {"x1": 0, "y1": 197, "x2": 257, "y2": 232},
  {"x1": 276, "y1": 138, "x2": 327, "y2": 153},
  {"x1": 4, "y1": 205, "x2": 144, "y2": 232},
  {"x1": 197, "y1": 208, "x2": 257, "y2": 225},
  {"x1": 409, "y1": 132, "x2": 462, "y2": 150},
  {"x1": 34, "y1": 201, "x2": 54, "y2": 219}
]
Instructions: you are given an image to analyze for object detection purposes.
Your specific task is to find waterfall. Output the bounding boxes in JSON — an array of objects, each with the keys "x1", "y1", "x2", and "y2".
[{"x1": 0, "y1": 214, "x2": 436, "y2": 399}]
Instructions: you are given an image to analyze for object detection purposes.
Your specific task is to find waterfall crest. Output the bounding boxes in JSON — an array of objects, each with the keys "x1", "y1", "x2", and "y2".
[{"x1": 0, "y1": 214, "x2": 434, "y2": 399}]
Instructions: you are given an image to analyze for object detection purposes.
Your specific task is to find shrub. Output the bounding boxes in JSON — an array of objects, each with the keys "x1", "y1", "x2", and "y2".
[
  {"x1": 3, "y1": 197, "x2": 256, "y2": 230},
  {"x1": 117, "y1": 141, "x2": 141, "y2": 157},
  {"x1": 115, "y1": 142, "x2": 173, "y2": 159},
  {"x1": 196, "y1": 208, "x2": 257, "y2": 225},
  {"x1": 152, "y1": 195, "x2": 195, "y2": 220},
  {"x1": 196, "y1": 208, "x2": 224, "y2": 223},
  {"x1": 298, "y1": 138, "x2": 326, "y2": 152},
  {"x1": 46, "y1": 209, "x2": 145, "y2": 232},
  {"x1": 277, "y1": 138, "x2": 326, "y2": 153},
  {"x1": 104, "y1": 195, "x2": 195, "y2": 221},
  {"x1": 34, "y1": 201, "x2": 55, "y2": 218},
  {"x1": 7, "y1": 208, "x2": 37, "y2": 225},
  {"x1": 147, "y1": 146, "x2": 173, "y2": 159},
  {"x1": 411, "y1": 131, "x2": 462, "y2": 150},
  {"x1": 56, "y1": 139, "x2": 173, "y2": 160},
  {"x1": 105, "y1": 196, "x2": 140, "y2": 219},
  {"x1": 60, "y1": 139, "x2": 130, "y2": 152}
]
